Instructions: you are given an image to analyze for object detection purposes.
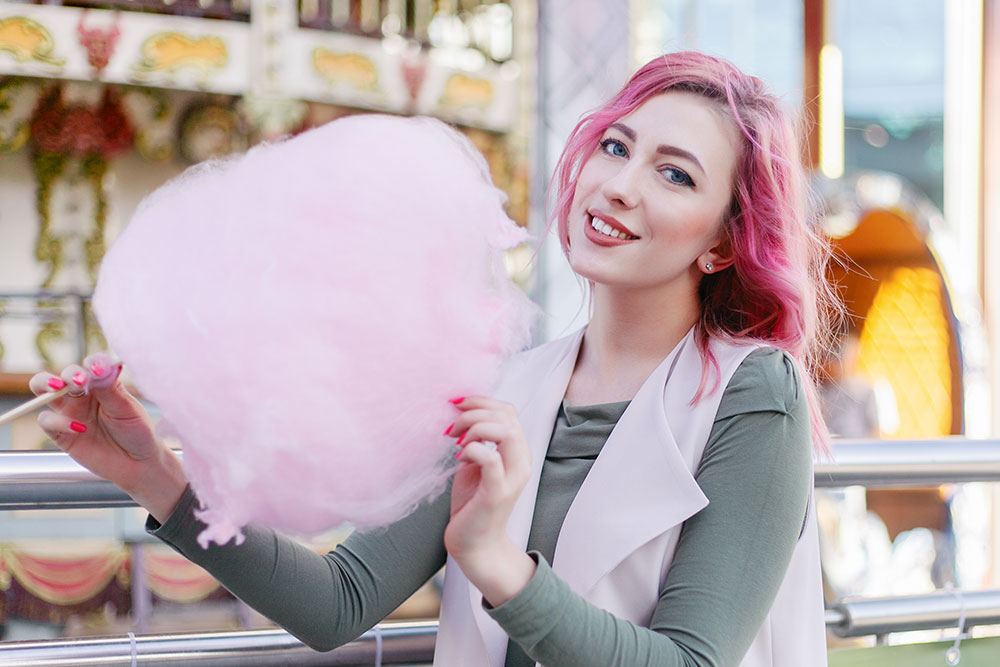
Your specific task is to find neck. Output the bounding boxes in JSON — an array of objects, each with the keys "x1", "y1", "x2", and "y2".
[{"x1": 582, "y1": 282, "x2": 700, "y2": 372}]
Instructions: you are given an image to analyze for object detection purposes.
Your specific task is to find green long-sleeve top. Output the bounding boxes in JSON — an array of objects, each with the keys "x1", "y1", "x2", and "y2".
[{"x1": 148, "y1": 347, "x2": 813, "y2": 667}]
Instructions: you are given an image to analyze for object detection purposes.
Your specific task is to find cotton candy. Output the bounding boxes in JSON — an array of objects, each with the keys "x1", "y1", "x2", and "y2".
[{"x1": 93, "y1": 115, "x2": 537, "y2": 547}]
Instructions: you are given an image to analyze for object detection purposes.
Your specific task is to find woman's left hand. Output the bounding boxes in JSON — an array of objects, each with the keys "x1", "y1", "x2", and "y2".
[{"x1": 444, "y1": 396, "x2": 537, "y2": 606}]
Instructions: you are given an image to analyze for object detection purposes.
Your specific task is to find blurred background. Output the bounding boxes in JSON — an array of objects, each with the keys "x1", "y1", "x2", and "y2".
[{"x1": 0, "y1": 0, "x2": 998, "y2": 664}]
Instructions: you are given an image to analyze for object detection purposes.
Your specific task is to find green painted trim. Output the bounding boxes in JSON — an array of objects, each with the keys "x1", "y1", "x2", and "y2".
[{"x1": 829, "y1": 637, "x2": 1000, "y2": 666}]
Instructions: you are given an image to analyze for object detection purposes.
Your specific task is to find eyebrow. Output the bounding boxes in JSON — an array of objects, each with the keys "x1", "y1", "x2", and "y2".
[{"x1": 609, "y1": 122, "x2": 705, "y2": 174}]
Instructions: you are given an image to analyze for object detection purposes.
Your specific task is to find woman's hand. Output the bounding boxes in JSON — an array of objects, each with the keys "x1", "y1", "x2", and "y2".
[
  {"x1": 444, "y1": 396, "x2": 537, "y2": 607},
  {"x1": 29, "y1": 353, "x2": 187, "y2": 523}
]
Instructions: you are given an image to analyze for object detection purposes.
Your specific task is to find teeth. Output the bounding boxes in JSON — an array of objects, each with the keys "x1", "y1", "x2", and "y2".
[{"x1": 590, "y1": 216, "x2": 635, "y2": 240}]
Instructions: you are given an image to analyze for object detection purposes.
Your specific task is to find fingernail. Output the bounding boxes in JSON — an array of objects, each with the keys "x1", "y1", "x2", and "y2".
[
  {"x1": 72, "y1": 372, "x2": 86, "y2": 386},
  {"x1": 69, "y1": 421, "x2": 87, "y2": 433},
  {"x1": 454, "y1": 449, "x2": 463, "y2": 460},
  {"x1": 444, "y1": 423, "x2": 454, "y2": 436},
  {"x1": 48, "y1": 378, "x2": 66, "y2": 390},
  {"x1": 457, "y1": 433, "x2": 466, "y2": 445},
  {"x1": 91, "y1": 362, "x2": 105, "y2": 377},
  {"x1": 448, "y1": 396, "x2": 465, "y2": 405}
]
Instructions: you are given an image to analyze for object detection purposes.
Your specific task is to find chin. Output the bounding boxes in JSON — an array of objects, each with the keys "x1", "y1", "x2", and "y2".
[{"x1": 567, "y1": 260, "x2": 614, "y2": 287}]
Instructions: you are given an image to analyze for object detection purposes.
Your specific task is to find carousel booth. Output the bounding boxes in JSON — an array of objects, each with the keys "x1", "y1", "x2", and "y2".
[
  {"x1": 818, "y1": 172, "x2": 1000, "y2": 665},
  {"x1": 0, "y1": 0, "x2": 528, "y2": 639},
  {"x1": 818, "y1": 170, "x2": 981, "y2": 588}
]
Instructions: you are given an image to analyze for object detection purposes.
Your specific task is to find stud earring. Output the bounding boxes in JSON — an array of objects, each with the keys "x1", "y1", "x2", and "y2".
[{"x1": 705, "y1": 262, "x2": 714, "y2": 272}]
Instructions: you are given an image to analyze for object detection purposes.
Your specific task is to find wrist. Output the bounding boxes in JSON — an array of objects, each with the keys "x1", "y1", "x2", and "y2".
[
  {"x1": 127, "y1": 447, "x2": 188, "y2": 524},
  {"x1": 459, "y1": 540, "x2": 537, "y2": 608}
]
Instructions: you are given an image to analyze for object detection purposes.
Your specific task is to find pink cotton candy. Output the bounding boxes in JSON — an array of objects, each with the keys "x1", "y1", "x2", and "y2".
[{"x1": 93, "y1": 115, "x2": 537, "y2": 547}]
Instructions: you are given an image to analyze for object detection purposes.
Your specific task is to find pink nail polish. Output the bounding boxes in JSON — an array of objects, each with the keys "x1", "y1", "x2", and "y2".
[
  {"x1": 72, "y1": 372, "x2": 86, "y2": 386},
  {"x1": 444, "y1": 423, "x2": 454, "y2": 436},
  {"x1": 70, "y1": 421, "x2": 87, "y2": 433},
  {"x1": 91, "y1": 362, "x2": 105, "y2": 377},
  {"x1": 448, "y1": 396, "x2": 465, "y2": 405},
  {"x1": 48, "y1": 378, "x2": 66, "y2": 390},
  {"x1": 457, "y1": 433, "x2": 466, "y2": 445},
  {"x1": 454, "y1": 449, "x2": 463, "y2": 460}
]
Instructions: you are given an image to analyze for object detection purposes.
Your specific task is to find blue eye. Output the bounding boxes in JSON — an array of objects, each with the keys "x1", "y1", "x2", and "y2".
[
  {"x1": 599, "y1": 138, "x2": 628, "y2": 158},
  {"x1": 662, "y1": 167, "x2": 694, "y2": 187}
]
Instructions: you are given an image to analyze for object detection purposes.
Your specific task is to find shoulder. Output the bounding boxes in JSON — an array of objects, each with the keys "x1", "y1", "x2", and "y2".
[
  {"x1": 701, "y1": 346, "x2": 812, "y2": 478},
  {"x1": 715, "y1": 346, "x2": 804, "y2": 420},
  {"x1": 500, "y1": 330, "x2": 581, "y2": 377}
]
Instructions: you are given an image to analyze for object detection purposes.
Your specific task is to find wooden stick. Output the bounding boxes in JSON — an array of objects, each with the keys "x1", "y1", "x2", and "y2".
[{"x1": 0, "y1": 385, "x2": 73, "y2": 427}]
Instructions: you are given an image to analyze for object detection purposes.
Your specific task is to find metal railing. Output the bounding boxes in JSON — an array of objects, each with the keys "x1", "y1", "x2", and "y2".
[
  {"x1": 1, "y1": 438, "x2": 1000, "y2": 663},
  {"x1": 815, "y1": 438, "x2": 1000, "y2": 487},
  {"x1": 1, "y1": 593, "x2": 998, "y2": 665},
  {"x1": 826, "y1": 589, "x2": 1000, "y2": 637},
  {"x1": 5, "y1": 439, "x2": 1000, "y2": 511},
  {"x1": 0, "y1": 623, "x2": 437, "y2": 666},
  {"x1": 0, "y1": 449, "x2": 134, "y2": 510}
]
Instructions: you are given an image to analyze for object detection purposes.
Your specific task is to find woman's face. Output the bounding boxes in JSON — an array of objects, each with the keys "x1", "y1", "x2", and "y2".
[{"x1": 566, "y1": 91, "x2": 741, "y2": 298}]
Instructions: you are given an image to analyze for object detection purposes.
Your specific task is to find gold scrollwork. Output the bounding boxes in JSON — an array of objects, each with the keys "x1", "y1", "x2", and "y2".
[
  {"x1": 123, "y1": 86, "x2": 174, "y2": 162},
  {"x1": 0, "y1": 17, "x2": 66, "y2": 68},
  {"x1": 32, "y1": 152, "x2": 68, "y2": 289},
  {"x1": 439, "y1": 73, "x2": 494, "y2": 110},
  {"x1": 132, "y1": 32, "x2": 228, "y2": 78},
  {"x1": 31, "y1": 152, "x2": 109, "y2": 365},
  {"x1": 34, "y1": 314, "x2": 62, "y2": 370},
  {"x1": 0, "y1": 77, "x2": 33, "y2": 153},
  {"x1": 32, "y1": 151, "x2": 67, "y2": 367},
  {"x1": 312, "y1": 48, "x2": 379, "y2": 91},
  {"x1": 81, "y1": 154, "x2": 108, "y2": 284},
  {"x1": 84, "y1": 300, "x2": 107, "y2": 356}
]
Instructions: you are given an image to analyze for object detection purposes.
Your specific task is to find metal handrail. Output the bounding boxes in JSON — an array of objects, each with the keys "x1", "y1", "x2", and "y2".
[
  {"x1": 0, "y1": 623, "x2": 437, "y2": 666},
  {"x1": 825, "y1": 589, "x2": 1000, "y2": 637},
  {"x1": 0, "y1": 450, "x2": 134, "y2": 510},
  {"x1": 816, "y1": 438, "x2": 1000, "y2": 487},
  {"x1": 3, "y1": 439, "x2": 1000, "y2": 510},
  {"x1": 2, "y1": 587, "x2": 999, "y2": 665},
  {"x1": 2, "y1": 439, "x2": 1000, "y2": 663}
]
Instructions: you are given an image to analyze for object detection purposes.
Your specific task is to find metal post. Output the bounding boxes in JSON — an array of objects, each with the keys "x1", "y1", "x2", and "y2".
[
  {"x1": 130, "y1": 542, "x2": 152, "y2": 634},
  {"x1": 532, "y1": 0, "x2": 629, "y2": 342}
]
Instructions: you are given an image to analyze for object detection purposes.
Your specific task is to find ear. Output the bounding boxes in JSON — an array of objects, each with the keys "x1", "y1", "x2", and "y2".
[{"x1": 698, "y1": 236, "x2": 735, "y2": 275}]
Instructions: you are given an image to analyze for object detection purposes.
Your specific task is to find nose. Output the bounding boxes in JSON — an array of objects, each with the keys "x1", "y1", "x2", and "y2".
[{"x1": 600, "y1": 161, "x2": 640, "y2": 209}]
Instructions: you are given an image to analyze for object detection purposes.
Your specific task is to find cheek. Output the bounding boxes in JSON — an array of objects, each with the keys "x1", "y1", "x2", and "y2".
[{"x1": 571, "y1": 158, "x2": 606, "y2": 207}]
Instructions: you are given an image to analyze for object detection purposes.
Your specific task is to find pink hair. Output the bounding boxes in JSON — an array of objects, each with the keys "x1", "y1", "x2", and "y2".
[{"x1": 550, "y1": 51, "x2": 839, "y2": 452}]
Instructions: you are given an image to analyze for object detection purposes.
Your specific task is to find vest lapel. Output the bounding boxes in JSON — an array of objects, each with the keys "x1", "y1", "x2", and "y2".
[
  {"x1": 552, "y1": 330, "x2": 710, "y2": 598},
  {"x1": 463, "y1": 329, "x2": 585, "y2": 666}
]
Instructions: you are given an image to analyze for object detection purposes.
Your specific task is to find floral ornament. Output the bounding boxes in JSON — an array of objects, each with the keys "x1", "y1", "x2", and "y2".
[
  {"x1": 28, "y1": 84, "x2": 133, "y2": 365},
  {"x1": 29, "y1": 84, "x2": 133, "y2": 157},
  {"x1": 76, "y1": 10, "x2": 122, "y2": 77}
]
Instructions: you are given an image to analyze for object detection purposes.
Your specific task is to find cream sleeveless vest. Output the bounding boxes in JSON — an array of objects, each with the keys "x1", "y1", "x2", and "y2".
[{"x1": 434, "y1": 328, "x2": 827, "y2": 667}]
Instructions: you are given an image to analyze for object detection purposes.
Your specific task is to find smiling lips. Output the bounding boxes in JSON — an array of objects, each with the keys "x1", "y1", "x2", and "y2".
[{"x1": 585, "y1": 210, "x2": 638, "y2": 246}]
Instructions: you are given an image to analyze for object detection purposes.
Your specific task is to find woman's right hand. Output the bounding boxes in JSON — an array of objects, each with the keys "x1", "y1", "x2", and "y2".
[{"x1": 29, "y1": 352, "x2": 188, "y2": 523}]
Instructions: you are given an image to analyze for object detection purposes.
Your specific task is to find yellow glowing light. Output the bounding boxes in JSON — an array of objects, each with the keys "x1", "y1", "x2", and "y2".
[
  {"x1": 857, "y1": 267, "x2": 952, "y2": 438},
  {"x1": 819, "y1": 44, "x2": 844, "y2": 179}
]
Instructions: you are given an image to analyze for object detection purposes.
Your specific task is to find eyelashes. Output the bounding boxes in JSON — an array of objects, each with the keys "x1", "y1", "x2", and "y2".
[
  {"x1": 662, "y1": 166, "x2": 695, "y2": 187},
  {"x1": 597, "y1": 137, "x2": 695, "y2": 187},
  {"x1": 600, "y1": 137, "x2": 628, "y2": 158}
]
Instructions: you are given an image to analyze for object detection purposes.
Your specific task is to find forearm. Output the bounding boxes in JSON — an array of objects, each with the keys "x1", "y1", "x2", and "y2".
[
  {"x1": 149, "y1": 485, "x2": 450, "y2": 651},
  {"x1": 489, "y1": 555, "x2": 697, "y2": 667}
]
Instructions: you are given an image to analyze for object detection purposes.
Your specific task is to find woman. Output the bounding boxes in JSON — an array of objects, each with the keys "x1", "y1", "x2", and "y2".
[{"x1": 32, "y1": 52, "x2": 835, "y2": 666}]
